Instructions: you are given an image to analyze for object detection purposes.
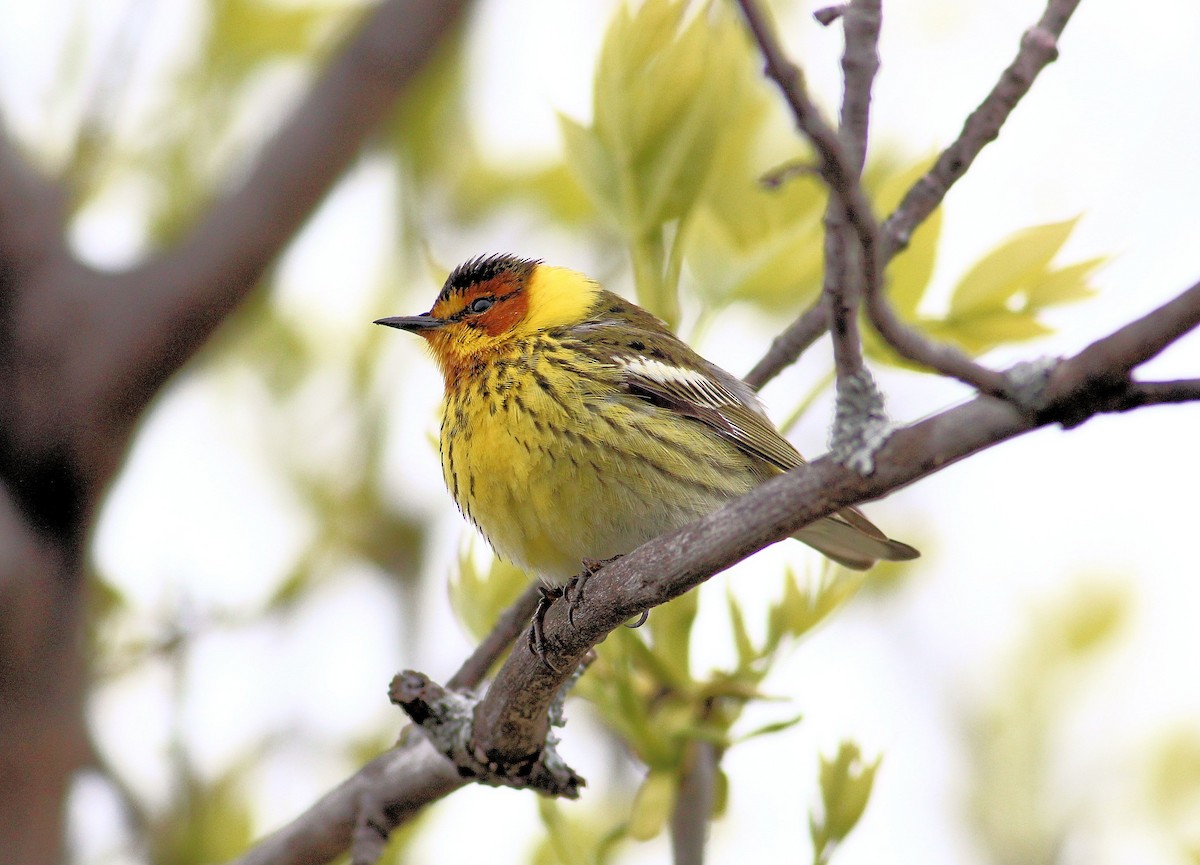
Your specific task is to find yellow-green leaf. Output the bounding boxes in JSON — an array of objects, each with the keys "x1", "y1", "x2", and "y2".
[
  {"x1": 560, "y1": 115, "x2": 620, "y2": 225},
  {"x1": 726, "y1": 590, "x2": 757, "y2": 671},
  {"x1": 712, "y1": 768, "x2": 730, "y2": 819},
  {"x1": 933, "y1": 311, "x2": 1054, "y2": 353},
  {"x1": 448, "y1": 550, "x2": 527, "y2": 642},
  {"x1": 1025, "y1": 256, "x2": 1104, "y2": 308},
  {"x1": 574, "y1": 0, "x2": 760, "y2": 233},
  {"x1": 817, "y1": 742, "x2": 880, "y2": 844},
  {"x1": 738, "y1": 712, "x2": 805, "y2": 743},
  {"x1": 628, "y1": 770, "x2": 678, "y2": 841},
  {"x1": 648, "y1": 590, "x2": 698, "y2": 684},
  {"x1": 949, "y1": 217, "x2": 1080, "y2": 316}
]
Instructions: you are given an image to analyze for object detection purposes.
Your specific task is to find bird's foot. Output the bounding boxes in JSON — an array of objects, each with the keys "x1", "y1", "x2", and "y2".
[
  {"x1": 528, "y1": 584, "x2": 565, "y2": 673},
  {"x1": 565, "y1": 555, "x2": 623, "y2": 628}
]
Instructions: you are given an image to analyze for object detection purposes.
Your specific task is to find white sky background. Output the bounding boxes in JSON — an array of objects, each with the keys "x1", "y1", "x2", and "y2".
[{"x1": 3, "y1": 0, "x2": 1200, "y2": 863}]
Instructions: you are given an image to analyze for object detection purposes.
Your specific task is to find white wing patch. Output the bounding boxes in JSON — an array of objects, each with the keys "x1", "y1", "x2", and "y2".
[
  {"x1": 619, "y1": 356, "x2": 765, "y2": 408},
  {"x1": 615, "y1": 353, "x2": 802, "y2": 471},
  {"x1": 619, "y1": 356, "x2": 720, "y2": 397},
  {"x1": 616, "y1": 355, "x2": 771, "y2": 441}
]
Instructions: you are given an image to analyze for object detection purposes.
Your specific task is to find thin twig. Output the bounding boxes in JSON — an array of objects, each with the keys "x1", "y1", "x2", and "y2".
[
  {"x1": 882, "y1": 0, "x2": 1084, "y2": 256},
  {"x1": 744, "y1": 301, "x2": 828, "y2": 390},
  {"x1": 838, "y1": 0, "x2": 880, "y2": 175},
  {"x1": 814, "y1": 5, "x2": 847, "y2": 27},
  {"x1": 742, "y1": 0, "x2": 1085, "y2": 397},
  {"x1": 824, "y1": 0, "x2": 879, "y2": 384},
  {"x1": 1118, "y1": 379, "x2": 1200, "y2": 409},
  {"x1": 670, "y1": 739, "x2": 718, "y2": 865},
  {"x1": 736, "y1": 0, "x2": 1017, "y2": 410}
]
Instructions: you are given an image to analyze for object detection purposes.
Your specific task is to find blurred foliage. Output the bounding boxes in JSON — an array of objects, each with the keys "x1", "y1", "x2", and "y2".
[
  {"x1": 454, "y1": 552, "x2": 890, "y2": 858},
  {"x1": 811, "y1": 742, "x2": 880, "y2": 865},
  {"x1": 49, "y1": 0, "x2": 1119, "y2": 863},
  {"x1": 1149, "y1": 728, "x2": 1200, "y2": 862},
  {"x1": 450, "y1": 544, "x2": 528, "y2": 646},
  {"x1": 532, "y1": 798, "x2": 629, "y2": 865},
  {"x1": 562, "y1": 0, "x2": 775, "y2": 326},
  {"x1": 867, "y1": 216, "x2": 1103, "y2": 365},
  {"x1": 964, "y1": 580, "x2": 1129, "y2": 865},
  {"x1": 68, "y1": 0, "x2": 359, "y2": 237},
  {"x1": 387, "y1": 21, "x2": 595, "y2": 228},
  {"x1": 151, "y1": 769, "x2": 253, "y2": 865}
]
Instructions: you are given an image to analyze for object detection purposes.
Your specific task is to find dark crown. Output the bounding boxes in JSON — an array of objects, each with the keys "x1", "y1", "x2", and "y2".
[{"x1": 440, "y1": 254, "x2": 539, "y2": 303}]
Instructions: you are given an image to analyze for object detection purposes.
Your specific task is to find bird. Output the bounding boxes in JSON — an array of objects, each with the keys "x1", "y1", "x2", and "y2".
[{"x1": 375, "y1": 254, "x2": 918, "y2": 656}]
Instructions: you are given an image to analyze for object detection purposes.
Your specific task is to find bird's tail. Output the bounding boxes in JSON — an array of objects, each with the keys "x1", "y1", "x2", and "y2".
[{"x1": 792, "y1": 507, "x2": 919, "y2": 571}]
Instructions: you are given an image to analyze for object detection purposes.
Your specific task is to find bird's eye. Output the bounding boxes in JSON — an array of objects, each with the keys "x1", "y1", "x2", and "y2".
[{"x1": 469, "y1": 297, "x2": 494, "y2": 314}]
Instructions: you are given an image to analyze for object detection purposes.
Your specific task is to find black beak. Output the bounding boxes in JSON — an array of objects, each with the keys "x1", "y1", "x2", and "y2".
[{"x1": 374, "y1": 313, "x2": 445, "y2": 332}]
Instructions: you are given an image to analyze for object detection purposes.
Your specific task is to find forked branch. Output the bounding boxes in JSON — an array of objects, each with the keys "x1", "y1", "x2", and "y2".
[{"x1": 740, "y1": 0, "x2": 1086, "y2": 402}]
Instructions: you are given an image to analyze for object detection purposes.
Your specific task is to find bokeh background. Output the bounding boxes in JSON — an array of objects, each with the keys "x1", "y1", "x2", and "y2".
[{"x1": 4, "y1": 0, "x2": 1200, "y2": 862}]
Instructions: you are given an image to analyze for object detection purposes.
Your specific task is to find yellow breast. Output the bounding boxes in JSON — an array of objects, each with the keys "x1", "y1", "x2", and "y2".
[{"x1": 439, "y1": 336, "x2": 762, "y2": 583}]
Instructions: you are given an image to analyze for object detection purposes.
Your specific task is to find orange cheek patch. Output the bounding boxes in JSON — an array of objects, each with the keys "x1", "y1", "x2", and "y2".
[{"x1": 480, "y1": 288, "x2": 529, "y2": 336}]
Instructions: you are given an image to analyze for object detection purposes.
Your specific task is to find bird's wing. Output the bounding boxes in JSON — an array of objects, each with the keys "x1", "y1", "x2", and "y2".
[
  {"x1": 579, "y1": 294, "x2": 918, "y2": 569},
  {"x1": 614, "y1": 352, "x2": 919, "y2": 569},
  {"x1": 614, "y1": 354, "x2": 804, "y2": 473}
]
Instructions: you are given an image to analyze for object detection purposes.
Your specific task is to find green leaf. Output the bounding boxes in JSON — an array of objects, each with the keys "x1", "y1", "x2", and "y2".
[
  {"x1": 813, "y1": 742, "x2": 880, "y2": 855},
  {"x1": 570, "y1": 0, "x2": 765, "y2": 245},
  {"x1": 560, "y1": 115, "x2": 620, "y2": 225},
  {"x1": 932, "y1": 311, "x2": 1054, "y2": 354},
  {"x1": 208, "y1": 0, "x2": 339, "y2": 79},
  {"x1": 648, "y1": 590, "x2": 699, "y2": 684},
  {"x1": 778, "y1": 566, "x2": 866, "y2": 641},
  {"x1": 712, "y1": 768, "x2": 731, "y2": 819},
  {"x1": 726, "y1": 590, "x2": 758, "y2": 672},
  {"x1": 737, "y1": 712, "x2": 805, "y2": 743},
  {"x1": 1058, "y1": 581, "x2": 1128, "y2": 656},
  {"x1": 686, "y1": 197, "x2": 825, "y2": 312},
  {"x1": 448, "y1": 549, "x2": 528, "y2": 642},
  {"x1": 949, "y1": 217, "x2": 1080, "y2": 316},
  {"x1": 1025, "y1": 256, "x2": 1104, "y2": 308},
  {"x1": 535, "y1": 799, "x2": 592, "y2": 865},
  {"x1": 628, "y1": 770, "x2": 678, "y2": 841},
  {"x1": 153, "y1": 771, "x2": 254, "y2": 865}
]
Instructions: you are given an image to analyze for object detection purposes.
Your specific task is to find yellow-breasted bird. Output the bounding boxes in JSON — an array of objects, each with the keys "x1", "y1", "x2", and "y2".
[{"x1": 376, "y1": 254, "x2": 918, "y2": 621}]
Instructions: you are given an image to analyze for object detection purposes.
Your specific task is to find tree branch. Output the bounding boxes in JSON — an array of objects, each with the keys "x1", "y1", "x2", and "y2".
[
  {"x1": 1116, "y1": 379, "x2": 1200, "y2": 410},
  {"x1": 882, "y1": 0, "x2": 1083, "y2": 257},
  {"x1": 6, "y1": 0, "x2": 470, "y2": 504},
  {"x1": 225, "y1": 582, "x2": 539, "y2": 865},
  {"x1": 741, "y1": 0, "x2": 1084, "y2": 395},
  {"x1": 670, "y1": 739, "x2": 719, "y2": 865},
  {"x1": 743, "y1": 300, "x2": 827, "y2": 389},
  {"x1": 838, "y1": 0, "x2": 879, "y2": 174},
  {"x1": 224, "y1": 273, "x2": 1200, "y2": 864},
  {"x1": 0, "y1": 125, "x2": 67, "y2": 293},
  {"x1": 229, "y1": 737, "x2": 465, "y2": 865},
  {"x1": 108, "y1": 0, "x2": 470, "y2": 400},
  {"x1": 819, "y1": 0, "x2": 880, "y2": 389}
]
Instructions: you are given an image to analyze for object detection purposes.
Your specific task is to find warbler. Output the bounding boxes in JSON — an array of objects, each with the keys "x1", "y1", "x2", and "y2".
[{"x1": 376, "y1": 254, "x2": 917, "y2": 600}]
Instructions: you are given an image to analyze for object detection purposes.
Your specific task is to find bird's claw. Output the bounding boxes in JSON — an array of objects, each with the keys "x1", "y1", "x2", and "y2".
[{"x1": 527, "y1": 584, "x2": 565, "y2": 673}]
